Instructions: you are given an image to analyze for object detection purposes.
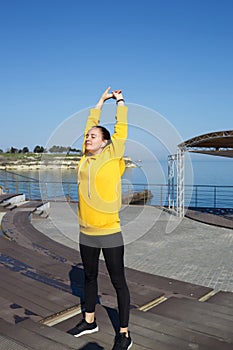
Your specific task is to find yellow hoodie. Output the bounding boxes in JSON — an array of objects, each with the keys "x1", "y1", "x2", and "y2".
[{"x1": 77, "y1": 105, "x2": 128, "y2": 235}]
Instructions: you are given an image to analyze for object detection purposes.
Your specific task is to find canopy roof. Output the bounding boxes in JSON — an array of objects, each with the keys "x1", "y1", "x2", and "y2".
[{"x1": 178, "y1": 130, "x2": 233, "y2": 158}]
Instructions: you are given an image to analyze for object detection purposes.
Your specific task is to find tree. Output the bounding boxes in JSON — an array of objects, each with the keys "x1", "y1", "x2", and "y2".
[
  {"x1": 10, "y1": 147, "x2": 18, "y2": 154},
  {"x1": 69, "y1": 148, "x2": 83, "y2": 155},
  {"x1": 22, "y1": 146, "x2": 29, "y2": 153},
  {"x1": 33, "y1": 145, "x2": 45, "y2": 153},
  {"x1": 49, "y1": 145, "x2": 70, "y2": 153}
]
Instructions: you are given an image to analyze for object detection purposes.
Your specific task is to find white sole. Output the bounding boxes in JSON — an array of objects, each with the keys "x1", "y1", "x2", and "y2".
[
  {"x1": 74, "y1": 326, "x2": 99, "y2": 338},
  {"x1": 128, "y1": 341, "x2": 133, "y2": 350}
]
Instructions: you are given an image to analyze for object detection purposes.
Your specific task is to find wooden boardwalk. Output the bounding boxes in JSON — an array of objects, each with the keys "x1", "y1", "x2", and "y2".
[
  {"x1": 186, "y1": 208, "x2": 233, "y2": 229},
  {"x1": 1, "y1": 194, "x2": 233, "y2": 349}
]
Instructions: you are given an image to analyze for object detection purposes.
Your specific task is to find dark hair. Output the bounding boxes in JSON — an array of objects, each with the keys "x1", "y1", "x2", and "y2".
[{"x1": 93, "y1": 126, "x2": 111, "y2": 140}]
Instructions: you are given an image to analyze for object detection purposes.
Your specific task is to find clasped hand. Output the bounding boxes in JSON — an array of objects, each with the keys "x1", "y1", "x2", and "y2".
[{"x1": 101, "y1": 87, "x2": 123, "y2": 102}]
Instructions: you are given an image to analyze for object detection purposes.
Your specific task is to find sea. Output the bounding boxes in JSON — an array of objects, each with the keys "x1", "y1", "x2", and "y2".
[{"x1": 0, "y1": 156, "x2": 233, "y2": 208}]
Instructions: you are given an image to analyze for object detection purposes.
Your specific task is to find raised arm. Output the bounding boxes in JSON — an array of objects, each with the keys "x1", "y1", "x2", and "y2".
[
  {"x1": 82, "y1": 87, "x2": 113, "y2": 153},
  {"x1": 112, "y1": 90, "x2": 125, "y2": 106},
  {"x1": 82, "y1": 88, "x2": 128, "y2": 156},
  {"x1": 111, "y1": 90, "x2": 128, "y2": 157},
  {"x1": 112, "y1": 90, "x2": 128, "y2": 141},
  {"x1": 95, "y1": 86, "x2": 113, "y2": 109}
]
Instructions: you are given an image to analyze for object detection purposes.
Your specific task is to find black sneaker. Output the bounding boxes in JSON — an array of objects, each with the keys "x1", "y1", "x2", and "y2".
[
  {"x1": 72, "y1": 318, "x2": 99, "y2": 338},
  {"x1": 112, "y1": 331, "x2": 133, "y2": 350}
]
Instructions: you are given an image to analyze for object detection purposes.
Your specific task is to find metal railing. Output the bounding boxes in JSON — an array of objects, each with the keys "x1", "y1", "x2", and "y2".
[{"x1": 1, "y1": 179, "x2": 233, "y2": 209}]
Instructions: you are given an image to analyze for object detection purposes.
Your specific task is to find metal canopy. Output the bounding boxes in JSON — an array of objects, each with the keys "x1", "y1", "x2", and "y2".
[
  {"x1": 178, "y1": 130, "x2": 233, "y2": 157},
  {"x1": 168, "y1": 130, "x2": 233, "y2": 217},
  {"x1": 188, "y1": 150, "x2": 233, "y2": 158}
]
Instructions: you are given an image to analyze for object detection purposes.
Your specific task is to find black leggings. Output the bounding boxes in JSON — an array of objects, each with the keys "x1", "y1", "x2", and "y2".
[{"x1": 79, "y1": 234, "x2": 130, "y2": 328}]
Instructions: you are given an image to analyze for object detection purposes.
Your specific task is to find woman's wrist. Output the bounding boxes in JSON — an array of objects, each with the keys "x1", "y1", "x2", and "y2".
[
  {"x1": 95, "y1": 98, "x2": 104, "y2": 109},
  {"x1": 116, "y1": 98, "x2": 125, "y2": 105}
]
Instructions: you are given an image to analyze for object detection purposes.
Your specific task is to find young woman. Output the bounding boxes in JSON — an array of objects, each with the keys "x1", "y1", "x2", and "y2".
[{"x1": 73, "y1": 87, "x2": 132, "y2": 350}]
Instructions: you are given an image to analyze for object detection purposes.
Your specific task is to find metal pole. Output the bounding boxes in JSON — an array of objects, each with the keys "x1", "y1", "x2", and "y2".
[
  {"x1": 195, "y1": 186, "x2": 198, "y2": 208},
  {"x1": 176, "y1": 147, "x2": 184, "y2": 217},
  {"x1": 168, "y1": 154, "x2": 176, "y2": 210},
  {"x1": 214, "y1": 186, "x2": 217, "y2": 208},
  {"x1": 28, "y1": 181, "x2": 31, "y2": 200},
  {"x1": 168, "y1": 157, "x2": 171, "y2": 209}
]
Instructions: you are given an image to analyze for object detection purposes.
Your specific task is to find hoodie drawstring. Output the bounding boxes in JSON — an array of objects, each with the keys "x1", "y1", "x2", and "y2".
[
  {"x1": 78, "y1": 157, "x2": 93, "y2": 199},
  {"x1": 88, "y1": 160, "x2": 92, "y2": 198}
]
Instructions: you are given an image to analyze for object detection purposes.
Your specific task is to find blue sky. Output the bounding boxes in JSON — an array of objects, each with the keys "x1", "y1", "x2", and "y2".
[{"x1": 1, "y1": 0, "x2": 233, "y2": 153}]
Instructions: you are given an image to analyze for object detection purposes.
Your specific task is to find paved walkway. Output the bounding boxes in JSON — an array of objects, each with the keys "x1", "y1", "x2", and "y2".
[{"x1": 32, "y1": 202, "x2": 233, "y2": 293}]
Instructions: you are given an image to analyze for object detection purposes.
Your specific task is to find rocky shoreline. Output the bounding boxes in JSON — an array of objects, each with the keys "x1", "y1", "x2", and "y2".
[{"x1": 0, "y1": 154, "x2": 137, "y2": 170}]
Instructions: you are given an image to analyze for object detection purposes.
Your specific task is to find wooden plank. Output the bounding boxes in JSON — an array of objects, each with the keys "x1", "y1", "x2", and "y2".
[
  {"x1": 0, "y1": 235, "x2": 84, "y2": 293},
  {"x1": 123, "y1": 268, "x2": 213, "y2": 300},
  {"x1": 131, "y1": 308, "x2": 233, "y2": 350},
  {"x1": 0, "y1": 238, "x2": 71, "y2": 272},
  {"x1": 185, "y1": 209, "x2": 233, "y2": 230},
  {"x1": 54, "y1": 305, "x2": 152, "y2": 350},
  {"x1": 0, "y1": 283, "x2": 54, "y2": 319},
  {"x1": 18, "y1": 319, "x2": 91, "y2": 349},
  {"x1": 56, "y1": 304, "x2": 178, "y2": 350},
  {"x1": 55, "y1": 310, "x2": 118, "y2": 349},
  {"x1": 0, "y1": 334, "x2": 33, "y2": 350},
  {"x1": 0, "y1": 193, "x2": 23, "y2": 203},
  {"x1": 94, "y1": 305, "x2": 227, "y2": 350},
  {"x1": 20, "y1": 320, "x2": 116, "y2": 350},
  {"x1": 161, "y1": 296, "x2": 233, "y2": 319},
  {"x1": 128, "y1": 283, "x2": 165, "y2": 308},
  {"x1": 0, "y1": 265, "x2": 79, "y2": 313},
  {"x1": 0, "y1": 295, "x2": 41, "y2": 325},
  {"x1": 9, "y1": 211, "x2": 80, "y2": 262},
  {"x1": 20, "y1": 201, "x2": 45, "y2": 208},
  {"x1": 128, "y1": 321, "x2": 194, "y2": 350},
  {"x1": 99, "y1": 252, "x2": 212, "y2": 302},
  {"x1": 207, "y1": 291, "x2": 233, "y2": 309},
  {"x1": 0, "y1": 236, "x2": 79, "y2": 289},
  {"x1": 149, "y1": 297, "x2": 233, "y2": 342},
  {"x1": 146, "y1": 303, "x2": 233, "y2": 346},
  {"x1": 0, "y1": 319, "x2": 75, "y2": 350},
  {"x1": 98, "y1": 272, "x2": 164, "y2": 309},
  {"x1": 0, "y1": 270, "x2": 82, "y2": 327}
]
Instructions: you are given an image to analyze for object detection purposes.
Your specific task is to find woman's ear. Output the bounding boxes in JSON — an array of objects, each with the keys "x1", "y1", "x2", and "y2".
[{"x1": 101, "y1": 140, "x2": 108, "y2": 148}]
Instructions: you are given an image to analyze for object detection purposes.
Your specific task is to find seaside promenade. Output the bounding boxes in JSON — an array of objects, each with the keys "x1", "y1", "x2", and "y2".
[{"x1": 33, "y1": 202, "x2": 233, "y2": 293}]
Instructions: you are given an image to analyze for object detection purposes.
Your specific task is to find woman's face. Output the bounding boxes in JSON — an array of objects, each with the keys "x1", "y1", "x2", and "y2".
[{"x1": 85, "y1": 127, "x2": 107, "y2": 155}]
